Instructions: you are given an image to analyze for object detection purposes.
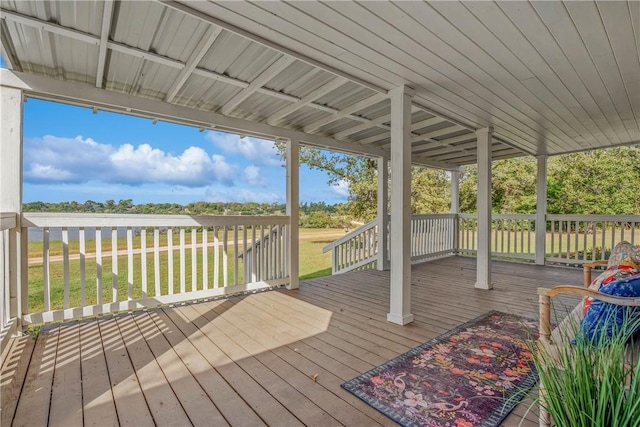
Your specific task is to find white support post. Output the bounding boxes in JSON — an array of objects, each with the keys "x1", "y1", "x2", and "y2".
[
  {"x1": 475, "y1": 128, "x2": 493, "y2": 290},
  {"x1": 0, "y1": 85, "x2": 24, "y2": 327},
  {"x1": 535, "y1": 155, "x2": 548, "y2": 265},
  {"x1": 387, "y1": 85, "x2": 414, "y2": 325},
  {"x1": 286, "y1": 139, "x2": 299, "y2": 290},
  {"x1": 451, "y1": 169, "x2": 460, "y2": 253},
  {"x1": 377, "y1": 156, "x2": 389, "y2": 271}
]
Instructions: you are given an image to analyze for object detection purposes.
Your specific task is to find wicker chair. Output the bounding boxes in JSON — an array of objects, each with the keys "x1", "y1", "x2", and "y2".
[{"x1": 536, "y1": 260, "x2": 640, "y2": 427}]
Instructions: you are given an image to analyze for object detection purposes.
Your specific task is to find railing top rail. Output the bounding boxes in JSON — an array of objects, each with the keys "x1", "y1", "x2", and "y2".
[
  {"x1": 322, "y1": 218, "x2": 378, "y2": 253},
  {"x1": 412, "y1": 213, "x2": 457, "y2": 220},
  {"x1": 22, "y1": 212, "x2": 290, "y2": 228},
  {"x1": 0, "y1": 212, "x2": 18, "y2": 231},
  {"x1": 458, "y1": 213, "x2": 536, "y2": 220},
  {"x1": 546, "y1": 214, "x2": 640, "y2": 222}
]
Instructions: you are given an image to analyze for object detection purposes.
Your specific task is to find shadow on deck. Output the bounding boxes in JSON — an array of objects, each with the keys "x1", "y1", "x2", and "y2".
[{"x1": 1, "y1": 256, "x2": 583, "y2": 426}]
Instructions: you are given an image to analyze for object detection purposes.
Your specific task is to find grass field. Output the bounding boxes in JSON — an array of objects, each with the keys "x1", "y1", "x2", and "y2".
[{"x1": 25, "y1": 228, "x2": 345, "y2": 313}]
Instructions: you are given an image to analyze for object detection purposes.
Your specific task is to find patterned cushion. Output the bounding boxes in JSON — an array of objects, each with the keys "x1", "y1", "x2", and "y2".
[
  {"x1": 584, "y1": 259, "x2": 640, "y2": 313},
  {"x1": 579, "y1": 275, "x2": 640, "y2": 342},
  {"x1": 607, "y1": 241, "x2": 640, "y2": 268}
]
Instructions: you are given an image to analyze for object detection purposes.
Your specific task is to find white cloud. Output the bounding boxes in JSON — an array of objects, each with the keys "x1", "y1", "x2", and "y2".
[
  {"x1": 23, "y1": 135, "x2": 237, "y2": 187},
  {"x1": 243, "y1": 165, "x2": 267, "y2": 187},
  {"x1": 331, "y1": 179, "x2": 350, "y2": 197},
  {"x1": 205, "y1": 131, "x2": 281, "y2": 166}
]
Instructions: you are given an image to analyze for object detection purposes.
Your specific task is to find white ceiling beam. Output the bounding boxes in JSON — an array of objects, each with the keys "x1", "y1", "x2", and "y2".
[
  {"x1": 411, "y1": 125, "x2": 463, "y2": 144},
  {"x1": 411, "y1": 117, "x2": 446, "y2": 131},
  {"x1": 303, "y1": 93, "x2": 386, "y2": 133},
  {"x1": 358, "y1": 131, "x2": 392, "y2": 145},
  {"x1": 95, "y1": 0, "x2": 114, "y2": 88},
  {"x1": 438, "y1": 133, "x2": 478, "y2": 145},
  {"x1": 334, "y1": 113, "x2": 391, "y2": 139},
  {"x1": 165, "y1": 26, "x2": 222, "y2": 103},
  {"x1": 1, "y1": 9, "x2": 99, "y2": 45},
  {"x1": 2, "y1": 69, "x2": 392, "y2": 159},
  {"x1": 158, "y1": 0, "x2": 388, "y2": 95},
  {"x1": 266, "y1": 77, "x2": 346, "y2": 125},
  {"x1": 336, "y1": 113, "x2": 445, "y2": 142},
  {"x1": 220, "y1": 55, "x2": 295, "y2": 116}
]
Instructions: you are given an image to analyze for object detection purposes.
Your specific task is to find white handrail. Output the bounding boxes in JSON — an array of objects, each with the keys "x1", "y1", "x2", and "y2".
[
  {"x1": 325, "y1": 214, "x2": 458, "y2": 274},
  {"x1": 322, "y1": 218, "x2": 378, "y2": 253},
  {"x1": 22, "y1": 212, "x2": 289, "y2": 227}
]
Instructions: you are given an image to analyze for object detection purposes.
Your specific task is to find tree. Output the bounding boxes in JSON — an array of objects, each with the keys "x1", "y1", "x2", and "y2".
[
  {"x1": 546, "y1": 147, "x2": 640, "y2": 215},
  {"x1": 459, "y1": 157, "x2": 537, "y2": 214},
  {"x1": 284, "y1": 146, "x2": 452, "y2": 221}
]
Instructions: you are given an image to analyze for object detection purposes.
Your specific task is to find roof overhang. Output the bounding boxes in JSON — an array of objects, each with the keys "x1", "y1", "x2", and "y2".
[{"x1": 1, "y1": 0, "x2": 638, "y2": 167}]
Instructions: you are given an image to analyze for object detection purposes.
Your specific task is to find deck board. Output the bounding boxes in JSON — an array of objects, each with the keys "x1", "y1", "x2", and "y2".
[{"x1": 1, "y1": 257, "x2": 583, "y2": 426}]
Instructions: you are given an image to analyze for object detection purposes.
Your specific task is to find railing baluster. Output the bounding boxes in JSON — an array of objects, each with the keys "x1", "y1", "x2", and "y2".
[
  {"x1": 62, "y1": 227, "x2": 69, "y2": 309},
  {"x1": 591, "y1": 221, "x2": 597, "y2": 261},
  {"x1": 610, "y1": 221, "x2": 615, "y2": 258},
  {"x1": 259, "y1": 225, "x2": 265, "y2": 281},
  {"x1": 79, "y1": 228, "x2": 86, "y2": 307},
  {"x1": 243, "y1": 226, "x2": 248, "y2": 281},
  {"x1": 127, "y1": 227, "x2": 133, "y2": 300},
  {"x1": 168, "y1": 228, "x2": 174, "y2": 295},
  {"x1": 214, "y1": 226, "x2": 219, "y2": 288},
  {"x1": 202, "y1": 228, "x2": 208, "y2": 290},
  {"x1": 251, "y1": 226, "x2": 257, "y2": 283},
  {"x1": 141, "y1": 228, "x2": 147, "y2": 298},
  {"x1": 223, "y1": 226, "x2": 229, "y2": 287},
  {"x1": 96, "y1": 228, "x2": 102, "y2": 305},
  {"x1": 234, "y1": 225, "x2": 239, "y2": 286},
  {"x1": 192, "y1": 228, "x2": 197, "y2": 291},
  {"x1": 179, "y1": 228, "x2": 186, "y2": 294},
  {"x1": 601, "y1": 221, "x2": 606, "y2": 260},
  {"x1": 154, "y1": 228, "x2": 160, "y2": 296},
  {"x1": 574, "y1": 221, "x2": 579, "y2": 261},
  {"x1": 43, "y1": 228, "x2": 50, "y2": 312},
  {"x1": 112, "y1": 228, "x2": 118, "y2": 303}
]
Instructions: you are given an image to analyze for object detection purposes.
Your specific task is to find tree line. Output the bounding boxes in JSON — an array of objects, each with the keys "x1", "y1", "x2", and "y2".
[
  {"x1": 23, "y1": 200, "x2": 344, "y2": 217},
  {"x1": 291, "y1": 145, "x2": 640, "y2": 221}
]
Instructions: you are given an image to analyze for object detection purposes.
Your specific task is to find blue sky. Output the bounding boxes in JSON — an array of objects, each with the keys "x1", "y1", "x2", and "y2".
[{"x1": 20, "y1": 96, "x2": 349, "y2": 206}]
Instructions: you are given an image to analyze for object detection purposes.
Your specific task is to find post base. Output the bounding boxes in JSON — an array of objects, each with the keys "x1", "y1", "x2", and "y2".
[{"x1": 387, "y1": 312, "x2": 414, "y2": 325}]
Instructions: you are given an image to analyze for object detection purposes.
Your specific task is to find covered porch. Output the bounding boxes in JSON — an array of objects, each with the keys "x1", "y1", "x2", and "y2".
[
  {"x1": 2, "y1": 256, "x2": 583, "y2": 427},
  {"x1": 0, "y1": 1, "x2": 639, "y2": 426}
]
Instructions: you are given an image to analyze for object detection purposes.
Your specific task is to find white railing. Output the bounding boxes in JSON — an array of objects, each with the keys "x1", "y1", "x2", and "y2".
[
  {"x1": 22, "y1": 213, "x2": 290, "y2": 324},
  {"x1": 546, "y1": 214, "x2": 639, "y2": 264},
  {"x1": 458, "y1": 214, "x2": 537, "y2": 261},
  {"x1": 0, "y1": 212, "x2": 18, "y2": 352},
  {"x1": 323, "y1": 219, "x2": 379, "y2": 274},
  {"x1": 323, "y1": 214, "x2": 457, "y2": 274},
  {"x1": 411, "y1": 214, "x2": 457, "y2": 263}
]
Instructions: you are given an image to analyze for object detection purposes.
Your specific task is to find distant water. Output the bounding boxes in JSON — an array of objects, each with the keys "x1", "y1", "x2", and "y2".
[{"x1": 28, "y1": 227, "x2": 131, "y2": 242}]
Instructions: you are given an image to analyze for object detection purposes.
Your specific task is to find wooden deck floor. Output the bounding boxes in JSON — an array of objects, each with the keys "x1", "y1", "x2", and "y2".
[{"x1": 1, "y1": 256, "x2": 583, "y2": 427}]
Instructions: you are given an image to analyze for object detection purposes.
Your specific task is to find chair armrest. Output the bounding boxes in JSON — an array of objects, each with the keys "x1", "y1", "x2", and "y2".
[
  {"x1": 583, "y1": 260, "x2": 608, "y2": 287},
  {"x1": 537, "y1": 285, "x2": 640, "y2": 344}
]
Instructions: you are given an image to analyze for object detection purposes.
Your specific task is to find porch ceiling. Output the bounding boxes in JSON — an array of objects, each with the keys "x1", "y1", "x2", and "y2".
[{"x1": 1, "y1": 1, "x2": 638, "y2": 168}]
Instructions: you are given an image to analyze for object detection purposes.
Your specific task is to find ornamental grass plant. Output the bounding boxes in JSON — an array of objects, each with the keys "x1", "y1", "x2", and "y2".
[{"x1": 531, "y1": 310, "x2": 640, "y2": 427}]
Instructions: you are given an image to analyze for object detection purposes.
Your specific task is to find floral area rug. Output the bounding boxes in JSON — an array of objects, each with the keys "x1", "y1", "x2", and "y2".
[{"x1": 341, "y1": 311, "x2": 539, "y2": 427}]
